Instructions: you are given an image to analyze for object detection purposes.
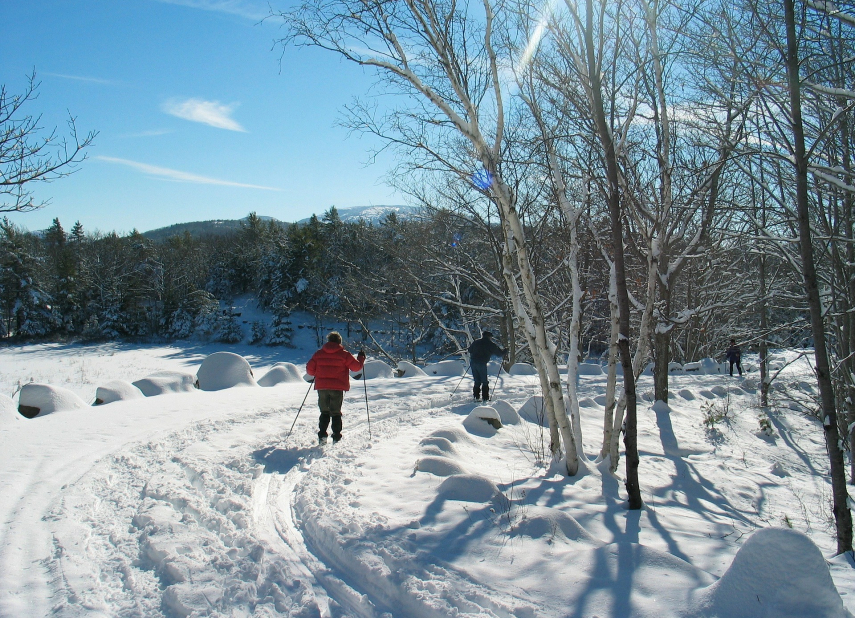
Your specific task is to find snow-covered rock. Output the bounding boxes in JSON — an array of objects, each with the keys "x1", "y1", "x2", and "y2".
[
  {"x1": 0, "y1": 393, "x2": 20, "y2": 423},
  {"x1": 508, "y1": 362, "x2": 538, "y2": 376},
  {"x1": 424, "y1": 360, "x2": 466, "y2": 376},
  {"x1": 578, "y1": 362, "x2": 603, "y2": 375},
  {"x1": 94, "y1": 380, "x2": 145, "y2": 405},
  {"x1": 489, "y1": 399, "x2": 520, "y2": 425},
  {"x1": 397, "y1": 361, "x2": 427, "y2": 378},
  {"x1": 518, "y1": 396, "x2": 548, "y2": 427},
  {"x1": 463, "y1": 405, "x2": 502, "y2": 436},
  {"x1": 668, "y1": 362, "x2": 684, "y2": 373},
  {"x1": 436, "y1": 474, "x2": 501, "y2": 503},
  {"x1": 257, "y1": 362, "x2": 303, "y2": 387},
  {"x1": 196, "y1": 352, "x2": 257, "y2": 391},
  {"x1": 18, "y1": 383, "x2": 88, "y2": 417},
  {"x1": 511, "y1": 505, "x2": 598, "y2": 543},
  {"x1": 133, "y1": 371, "x2": 198, "y2": 396},
  {"x1": 642, "y1": 362, "x2": 654, "y2": 375},
  {"x1": 683, "y1": 361, "x2": 702, "y2": 373},
  {"x1": 691, "y1": 528, "x2": 848, "y2": 618},
  {"x1": 354, "y1": 359, "x2": 394, "y2": 380},
  {"x1": 414, "y1": 456, "x2": 466, "y2": 477}
]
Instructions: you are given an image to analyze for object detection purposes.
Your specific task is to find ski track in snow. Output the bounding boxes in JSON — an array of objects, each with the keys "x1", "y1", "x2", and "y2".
[{"x1": 2, "y1": 345, "x2": 855, "y2": 617}]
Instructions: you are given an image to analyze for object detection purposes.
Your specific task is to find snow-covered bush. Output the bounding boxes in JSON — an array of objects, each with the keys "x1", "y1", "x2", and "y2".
[
  {"x1": 216, "y1": 313, "x2": 243, "y2": 343},
  {"x1": 249, "y1": 320, "x2": 267, "y2": 344}
]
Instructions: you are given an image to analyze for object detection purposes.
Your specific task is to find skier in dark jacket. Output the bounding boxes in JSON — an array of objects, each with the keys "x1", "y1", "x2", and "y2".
[
  {"x1": 467, "y1": 331, "x2": 507, "y2": 401},
  {"x1": 306, "y1": 331, "x2": 365, "y2": 444},
  {"x1": 725, "y1": 339, "x2": 742, "y2": 377}
]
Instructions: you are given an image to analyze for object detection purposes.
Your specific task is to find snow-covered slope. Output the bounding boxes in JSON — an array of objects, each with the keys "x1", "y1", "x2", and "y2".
[{"x1": 0, "y1": 344, "x2": 852, "y2": 617}]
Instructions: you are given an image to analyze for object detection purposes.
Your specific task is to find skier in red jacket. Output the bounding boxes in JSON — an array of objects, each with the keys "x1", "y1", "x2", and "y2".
[{"x1": 306, "y1": 331, "x2": 366, "y2": 444}]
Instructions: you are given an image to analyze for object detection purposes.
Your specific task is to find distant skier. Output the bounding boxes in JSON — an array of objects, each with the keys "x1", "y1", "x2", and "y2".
[
  {"x1": 725, "y1": 339, "x2": 742, "y2": 377},
  {"x1": 306, "y1": 331, "x2": 366, "y2": 444},
  {"x1": 467, "y1": 331, "x2": 507, "y2": 401}
]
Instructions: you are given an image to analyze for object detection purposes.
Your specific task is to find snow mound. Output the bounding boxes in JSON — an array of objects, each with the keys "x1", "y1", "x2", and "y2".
[
  {"x1": 0, "y1": 393, "x2": 20, "y2": 423},
  {"x1": 133, "y1": 371, "x2": 198, "y2": 396},
  {"x1": 692, "y1": 528, "x2": 848, "y2": 618},
  {"x1": 424, "y1": 360, "x2": 466, "y2": 376},
  {"x1": 489, "y1": 399, "x2": 519, "y2": 425},
  {"x1": 257, "y1": 362, "x2": 303, "y2": 386},
  {"x1": 651, "y1": 400, "x2": 670, "y2": 413},
  {"x1": 710, "y1": 385, "x2": 727, "y2": 397},
  {"x1": 683, "y1": 361, "x2": 702, "y2": 373},
  {"x1": 415, "y1": 456, "x2": 467, "y2": 477},
  {"x1": 397, "y1": 361, "x2": 427, "y2": 377},
  {"x1": 419, "y1": 436, "x2": 460, "y2": 456},
  {"x1": 698, "y1": 357, "x2": 722, "y2": 374},
  {"x1": 642, "y1": 362, "x2": 654, "y2": 375},
  {"x1": 463, "y1": 406, "x2": 502, "y2": 436},
  {"x1": 518, "y1": 396, "x2": 549, "y2": 427},
  {"x1": 436, "y1": 474, "x2": 501, "y2": 503},
  {"x1": 579, "y1": 397, "x2": 598, "y2": 408},
  {"x1": 669, "y1": 362, "x2": 684, "y2": 373},
  {"x1": 678, "y1": 389, "x2": 696, "y2": 400},
  {"x1": 355, "y1": 359, "x2": 394, "y2": 380},
  {"x1": 511, "y1": 505, "x2": 598, "y2": 544},
  {"x1": 94, "y1": 380, "x2": 145, "y2": 405},
  {"x1": 428, "y1": 427, "x2": 476, "y2": 445},
  {"x1": 508, "y1": 362, "x2": 538, "y2": 376},
  {"x1": 578, "y1": 362, "x2": 603, "y2": 375},
  {"x1": 196, "y1": 352, "x2": 257, "y2": 391},
  {"x1": 18, "y1": 383, "x2": 87, "y2": 417}
]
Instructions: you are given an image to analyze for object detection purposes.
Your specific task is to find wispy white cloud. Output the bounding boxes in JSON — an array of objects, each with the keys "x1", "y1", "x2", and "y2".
[
  {"x1": 162, "y1": 98, "x2": 246, "y2": 132},
  {"x1": 43, "y1": 71, "x2": 114, "y2": 85},
  {"x1": 117, "y1": 129, "x2": 174, "y2": 138},
  {"x1": 97, "y1": 156, "x2": 279, "y2": 191},
  {"x1": 152, "y1": 0, "x2": 268, "y2": 20}
]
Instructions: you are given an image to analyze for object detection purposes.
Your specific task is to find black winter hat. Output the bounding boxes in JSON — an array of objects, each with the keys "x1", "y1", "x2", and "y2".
[{"x1": 482, "y1": 331, "x2": 493, "y2": 338}]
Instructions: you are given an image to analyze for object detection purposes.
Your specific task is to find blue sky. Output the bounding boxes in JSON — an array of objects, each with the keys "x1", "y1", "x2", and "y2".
[{"x1": 1, "y1": 0, "x2": 404, "y2": 234}]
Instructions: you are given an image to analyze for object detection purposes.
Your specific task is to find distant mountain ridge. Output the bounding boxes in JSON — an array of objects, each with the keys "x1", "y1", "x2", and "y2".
[
  {"x1": 296, "y1": 204, "x2": 416, "y2": 225},
  {"x1": 143, "y1": 206, "x2": 416, "y2": 241}
]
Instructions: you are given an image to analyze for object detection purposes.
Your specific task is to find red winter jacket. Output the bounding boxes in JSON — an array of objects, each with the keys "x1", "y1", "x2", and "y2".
[{"x1": 306, "y1": 342, "x2": 365, "y2": 391}]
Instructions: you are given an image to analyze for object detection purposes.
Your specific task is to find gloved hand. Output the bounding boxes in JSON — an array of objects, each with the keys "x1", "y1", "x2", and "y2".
[
  {"x1": 358, "y1": 349, "x2": 366, "y2": 362},
  {"x1": 306, "y1": 376, "x2": 314, "y2": 383}
]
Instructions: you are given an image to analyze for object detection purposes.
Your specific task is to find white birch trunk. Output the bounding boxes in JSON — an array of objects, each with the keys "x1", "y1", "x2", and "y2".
[{"x1": 600, "y1": 261, "x2": 620, "y2": 461}]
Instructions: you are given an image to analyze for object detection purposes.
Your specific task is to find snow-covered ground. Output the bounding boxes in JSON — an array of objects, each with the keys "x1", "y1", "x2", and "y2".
[{"x1": 0, "y1": 340, "x2": 853, "y2": 617}]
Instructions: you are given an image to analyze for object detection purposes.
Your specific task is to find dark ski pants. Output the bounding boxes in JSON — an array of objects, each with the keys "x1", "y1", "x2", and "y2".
[
  {"x1": 729, "y1": 360, "x2": 742, "y2": 377},
  {"x1": 472, "y1": 363, "x2": 489, "y2": 400},
  {"x1": 317, "y1": 389, "x2": 344, "y2": 440}
]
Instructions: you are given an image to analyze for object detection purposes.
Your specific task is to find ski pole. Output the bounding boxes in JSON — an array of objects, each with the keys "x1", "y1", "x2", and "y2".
[
  {"x1": 363, "y1": 370, "x2": 371, "y2": 440},
  {"x1": 490, "y1": 360, "x2": 504, "y2": 395},
  {"x1": 450, "y1": 363, "x2": 471, "y2": 399},
  {"x1": 286, "y1": 381, "x2": 314, "y2": 440}
]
